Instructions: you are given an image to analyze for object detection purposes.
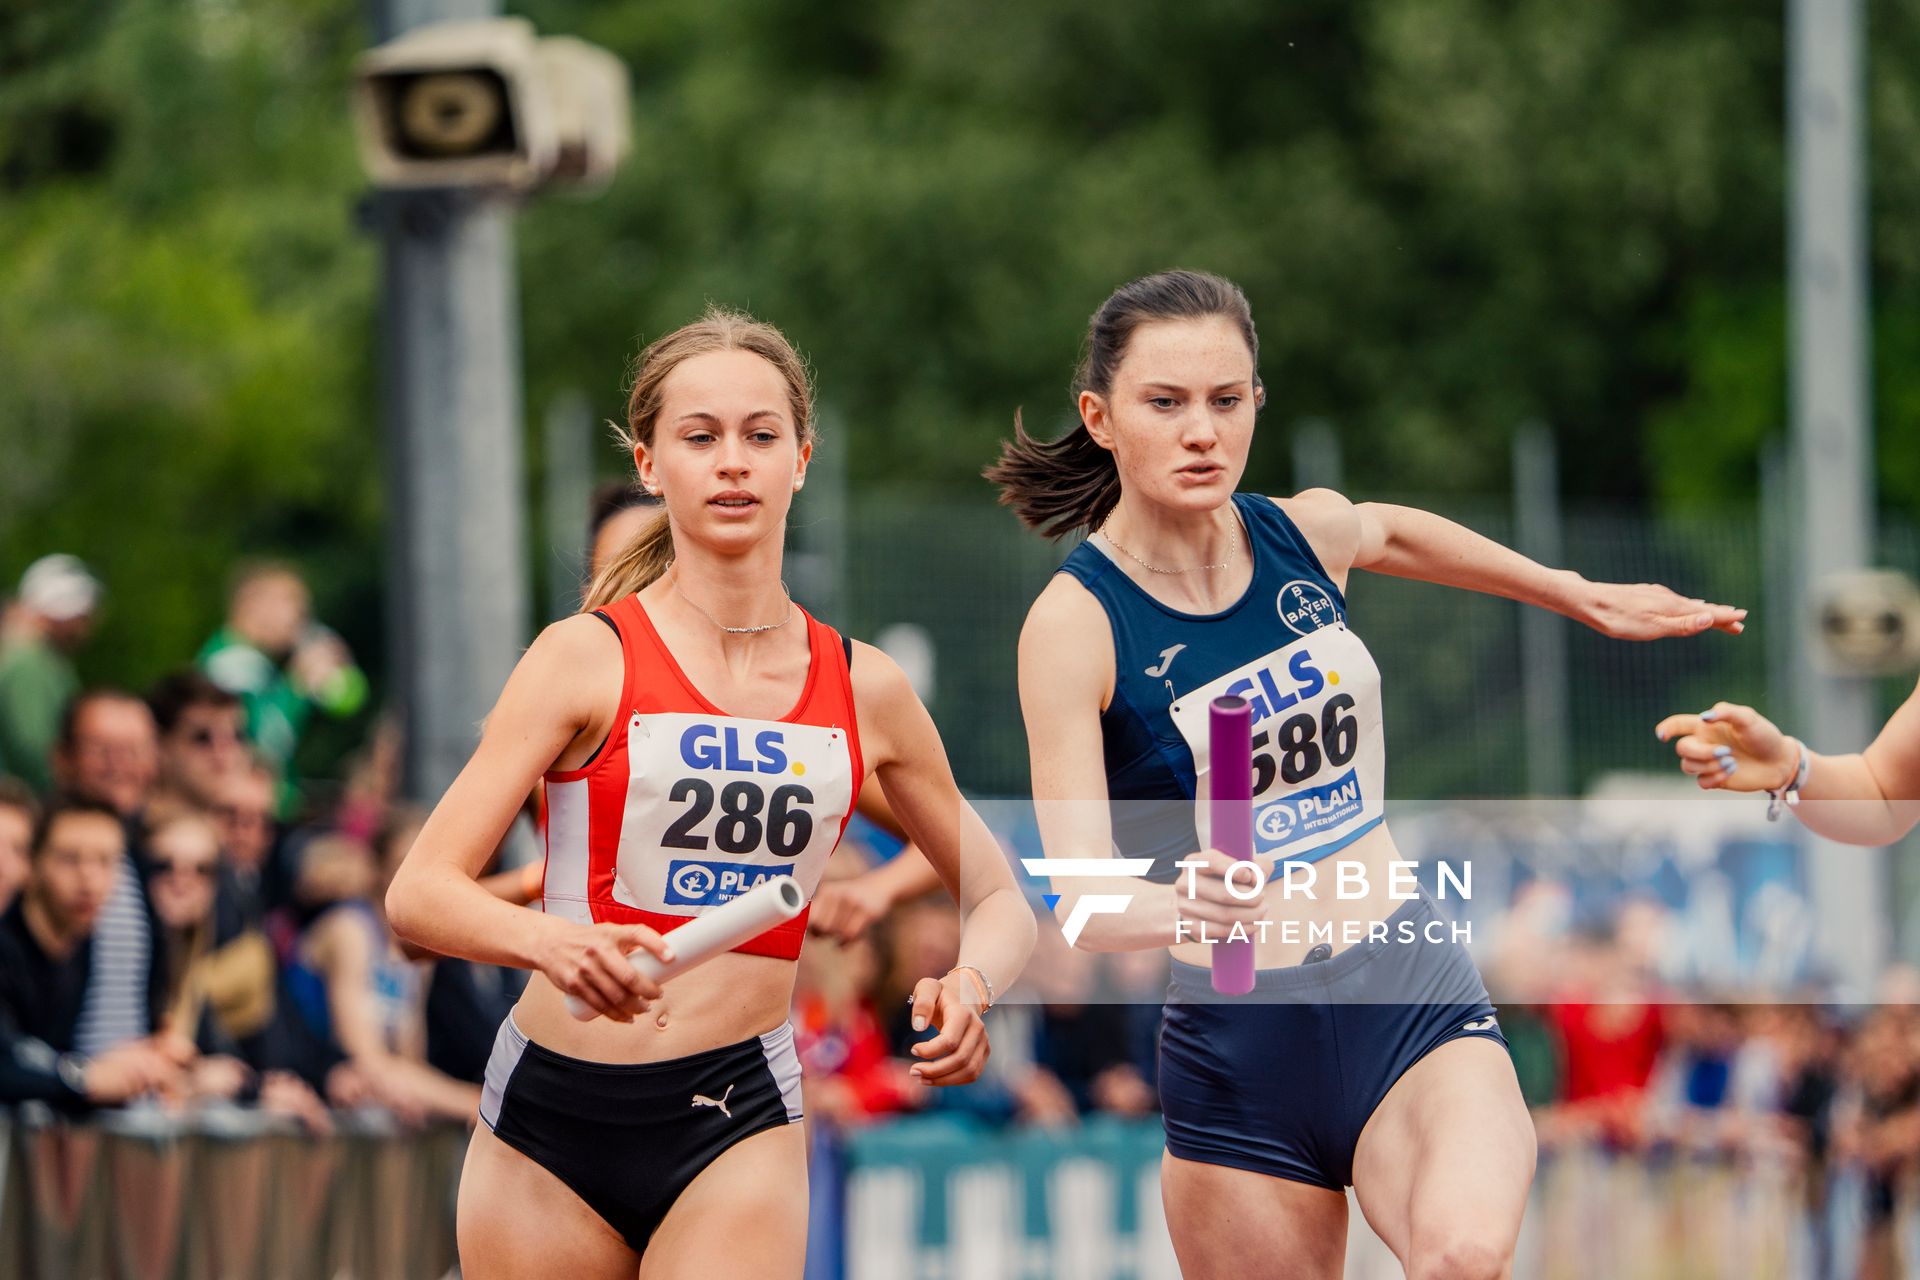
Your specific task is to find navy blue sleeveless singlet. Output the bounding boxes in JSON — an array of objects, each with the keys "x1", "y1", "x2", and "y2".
[{"x1": 1058, "y1": 492, "x2": 1388, "y2": 884}]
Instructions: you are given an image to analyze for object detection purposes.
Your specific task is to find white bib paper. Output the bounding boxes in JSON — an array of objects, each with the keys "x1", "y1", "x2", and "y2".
[
  {"x1": 1169, "y1": 622, "x2": 1386, "y2": 861},
  {"x1": 611, "y1": 711, "x2": 855, "y2": 915}
]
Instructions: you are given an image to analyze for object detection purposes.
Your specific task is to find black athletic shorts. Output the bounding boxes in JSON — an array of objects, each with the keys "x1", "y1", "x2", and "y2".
[
  {"x1": 1158, "y1": 890, "x2": 1506, "y2": 1190},
  {"x1": 478, "y1": 1015, "x2": 804, "y2": 1252}
]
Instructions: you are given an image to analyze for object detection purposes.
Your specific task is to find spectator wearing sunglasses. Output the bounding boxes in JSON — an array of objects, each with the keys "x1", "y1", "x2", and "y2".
[
  {"x1": 146, "y1": 802, "x2": 359, "y2": 1124},
  {"x1": 138, "y1": 804, "x2": 253, "y2": 1101},
  {"x1": 147, "y1": 671, "x2": 248, "y2": 811},
  {"x1": 149, "y1": 805, "x2": 266, "y2": 1046}
]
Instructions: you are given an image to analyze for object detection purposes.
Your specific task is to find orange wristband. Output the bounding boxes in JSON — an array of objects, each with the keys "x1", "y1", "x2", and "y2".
[{"x1": 946, "y1": 964, "x2": 993, "y2": 1011}]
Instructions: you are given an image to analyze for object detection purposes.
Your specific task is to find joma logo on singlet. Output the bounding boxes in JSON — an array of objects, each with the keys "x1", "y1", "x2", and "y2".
[
  {"x1": 679, "y1": 725, "x2": 790, "y2": 773},
  {"x1": 1224, "y1": 651, "x2": 1325, "y2": 726}
]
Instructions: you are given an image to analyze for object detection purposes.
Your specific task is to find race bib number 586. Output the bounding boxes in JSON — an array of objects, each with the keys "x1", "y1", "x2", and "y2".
[{"x1": 1169, "y1": 624, "x2": 1385, "y2": 859}]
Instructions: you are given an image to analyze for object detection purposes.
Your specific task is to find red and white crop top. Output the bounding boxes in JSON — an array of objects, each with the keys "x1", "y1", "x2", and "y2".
[{"x1": 539, "y1": 593, "x2": 863, "y2": 961}]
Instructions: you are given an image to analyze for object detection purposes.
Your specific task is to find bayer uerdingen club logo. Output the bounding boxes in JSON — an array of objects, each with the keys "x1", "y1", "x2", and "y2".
[
  {"x1": 670, "y1": 863, "x2": 717, "y2": 899},
  {"x1": 1278, "y1": 579, "x2": 1340, "y2": 636}
]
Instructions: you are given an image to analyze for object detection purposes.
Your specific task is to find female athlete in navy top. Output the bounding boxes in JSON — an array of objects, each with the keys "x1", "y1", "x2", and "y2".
[{"x1": 992, "y1": 270, "x2": 1743, "y2": 1278}]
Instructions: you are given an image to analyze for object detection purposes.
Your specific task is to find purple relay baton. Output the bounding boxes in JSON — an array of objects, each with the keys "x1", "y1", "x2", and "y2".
[{"x1": 1209, "y1": 695, "x2": 1256, "y2": 996}]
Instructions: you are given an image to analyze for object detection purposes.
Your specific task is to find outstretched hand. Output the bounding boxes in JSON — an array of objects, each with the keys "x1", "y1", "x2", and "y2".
[
  {"x1": 1580, "y1": 581, "x2": 1745, "y2": 641},
  {"x1": 1655, "y1": 702, "x2": 1797, "y2": 792}
]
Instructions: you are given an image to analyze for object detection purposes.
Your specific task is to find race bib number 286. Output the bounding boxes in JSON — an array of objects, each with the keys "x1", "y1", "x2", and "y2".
[{"x1": 611, "y1": 712, "x2": 854, "y2": 914}]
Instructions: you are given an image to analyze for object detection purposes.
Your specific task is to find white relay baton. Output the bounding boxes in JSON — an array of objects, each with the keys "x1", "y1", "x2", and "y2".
[{"x1": 563, "y1": 876, "x2": 806, "y2": 1021}]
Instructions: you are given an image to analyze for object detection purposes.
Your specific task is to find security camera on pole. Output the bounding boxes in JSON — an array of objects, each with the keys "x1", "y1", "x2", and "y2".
[{"x1": 353, "y1": 3, "x2": 632, "y2": 803}]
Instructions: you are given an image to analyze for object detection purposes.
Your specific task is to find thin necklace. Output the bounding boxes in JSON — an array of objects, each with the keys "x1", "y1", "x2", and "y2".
[
  {"x1": 1098, "y1": 515, "x2": 1242, "y2": 575},
  {"x1": 669, "y1": 571, "x2": 794, "y2": 635}
]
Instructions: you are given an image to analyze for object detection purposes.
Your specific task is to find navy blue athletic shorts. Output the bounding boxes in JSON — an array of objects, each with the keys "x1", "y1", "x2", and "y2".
[
  {"x1": 1158, "y1": 891, "x2": 1505, "y2": 1190},
  {"x1": 478, "y1": 1015, "x2": 804, "y2": 1252}
]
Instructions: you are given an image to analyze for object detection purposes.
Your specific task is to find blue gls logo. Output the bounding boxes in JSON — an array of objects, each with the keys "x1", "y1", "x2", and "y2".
[
  {"x1": 1223, "y1": 650, "x2": 1325, "y2": 726},
  {"x1": 1278, "y1": 580, "x2": 1340, "y2": 636},
  {"x1": 666, "y1": 859, "x2": 785, "y2": 906},
  {"x1": 679, "y1": 725, "x2": 789, "y2": 773}
]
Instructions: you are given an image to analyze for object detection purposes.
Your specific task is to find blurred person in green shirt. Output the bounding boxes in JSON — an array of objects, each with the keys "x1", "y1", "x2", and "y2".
[
  {"x1": 196, "y1": 561, "x2": 367, "y2": 785},
  {"x1": 0, "y1": 555, "x2": 102, "y2": 794}
]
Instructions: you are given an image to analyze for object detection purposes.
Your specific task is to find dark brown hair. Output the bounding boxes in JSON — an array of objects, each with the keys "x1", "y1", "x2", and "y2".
[
  {"x1": 985, "y1": 269, "x2": 1262, "y2": 539},
  {"x1": 584, "y1": 306, "x2": 815, "y2": 610},
  {"x1": 31, "y1": 794, "x2": 122, "y2": 858},
  {"x1": 587, "y1": 479, "x2": 661, "y2": 545},
  {"x1": 146, "y1": 669, "x2": 239, "y2": 736}
]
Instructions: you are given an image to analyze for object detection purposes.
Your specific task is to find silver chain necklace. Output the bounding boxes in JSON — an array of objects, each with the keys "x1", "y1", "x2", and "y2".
[
  {"x1": 1098, "y1": 515, "x2": 1242, "y2": 575},
  {"x1": 670, "y1": 572, "x2": 794, "y2": 635}
]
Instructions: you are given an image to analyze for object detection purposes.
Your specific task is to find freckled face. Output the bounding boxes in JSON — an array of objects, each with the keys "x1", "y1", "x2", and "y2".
[{"x1": 1082, "y1": 317, "x2": 1261, "y2": 514}]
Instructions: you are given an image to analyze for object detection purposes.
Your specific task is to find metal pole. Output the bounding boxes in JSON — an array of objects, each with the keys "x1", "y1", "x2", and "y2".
[
  {"x1": 1513, "y1": 423, "x2": 1571, "y2": 797},
  {"x1": 1758, "y1": 441, "x2": 1797, "y2": 718},
  {"x1": 372, "y1": 0, "x2": 530, "y2": 802},
  {"x1": 543, "y1": 390, "x2": 594, "y2": 622},
  {"x1": 1789, "y1": 0, "x2": 1881, "y2": 997}
]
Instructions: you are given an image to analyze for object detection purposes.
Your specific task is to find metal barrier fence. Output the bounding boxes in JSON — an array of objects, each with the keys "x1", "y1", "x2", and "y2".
[
  {"x1": 833, "y1": 1119, "x2": 1864, "y2": 1280},
  {"x1": 0, "y1": 1108, "x2": 464, "y2": 1280},
  {"x1": 1, "y1": 1108, "x2": 1903, "y2": 1279}
]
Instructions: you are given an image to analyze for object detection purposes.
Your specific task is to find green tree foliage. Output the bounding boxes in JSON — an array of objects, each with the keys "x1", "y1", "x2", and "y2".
[
  {"x1": 5, "y1": 0, "x2": 1919, "y2": 709},
  {"x1": 517, "y1": 0, "x2": 1807, "y2": 506},
  {"x1": 0, "y1": 0, "x2": 380, "y2": 704}
]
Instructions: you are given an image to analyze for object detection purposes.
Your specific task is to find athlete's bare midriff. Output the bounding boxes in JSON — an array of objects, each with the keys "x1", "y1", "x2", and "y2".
[
  {"x1": 510, "y1": 949, "x2": 797, "y2": 1062},
  {"x1": 1168, "y1": 820, "x2": 1443, "y2": 970}
]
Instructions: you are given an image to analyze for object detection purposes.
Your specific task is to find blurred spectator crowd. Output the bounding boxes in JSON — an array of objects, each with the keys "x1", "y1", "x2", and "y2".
[
  {"x1": 0, "y1": 551, "x2": 486, "y2": 1131},
  {"x1": 1482, "y1": 892, "x2": 1920, "y2": 1280}
]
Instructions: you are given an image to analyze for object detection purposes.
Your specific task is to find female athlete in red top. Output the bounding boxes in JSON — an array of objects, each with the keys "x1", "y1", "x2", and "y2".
[{"x1": 387, "y1": 308, "x2": 1036, "y2": 1279}]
